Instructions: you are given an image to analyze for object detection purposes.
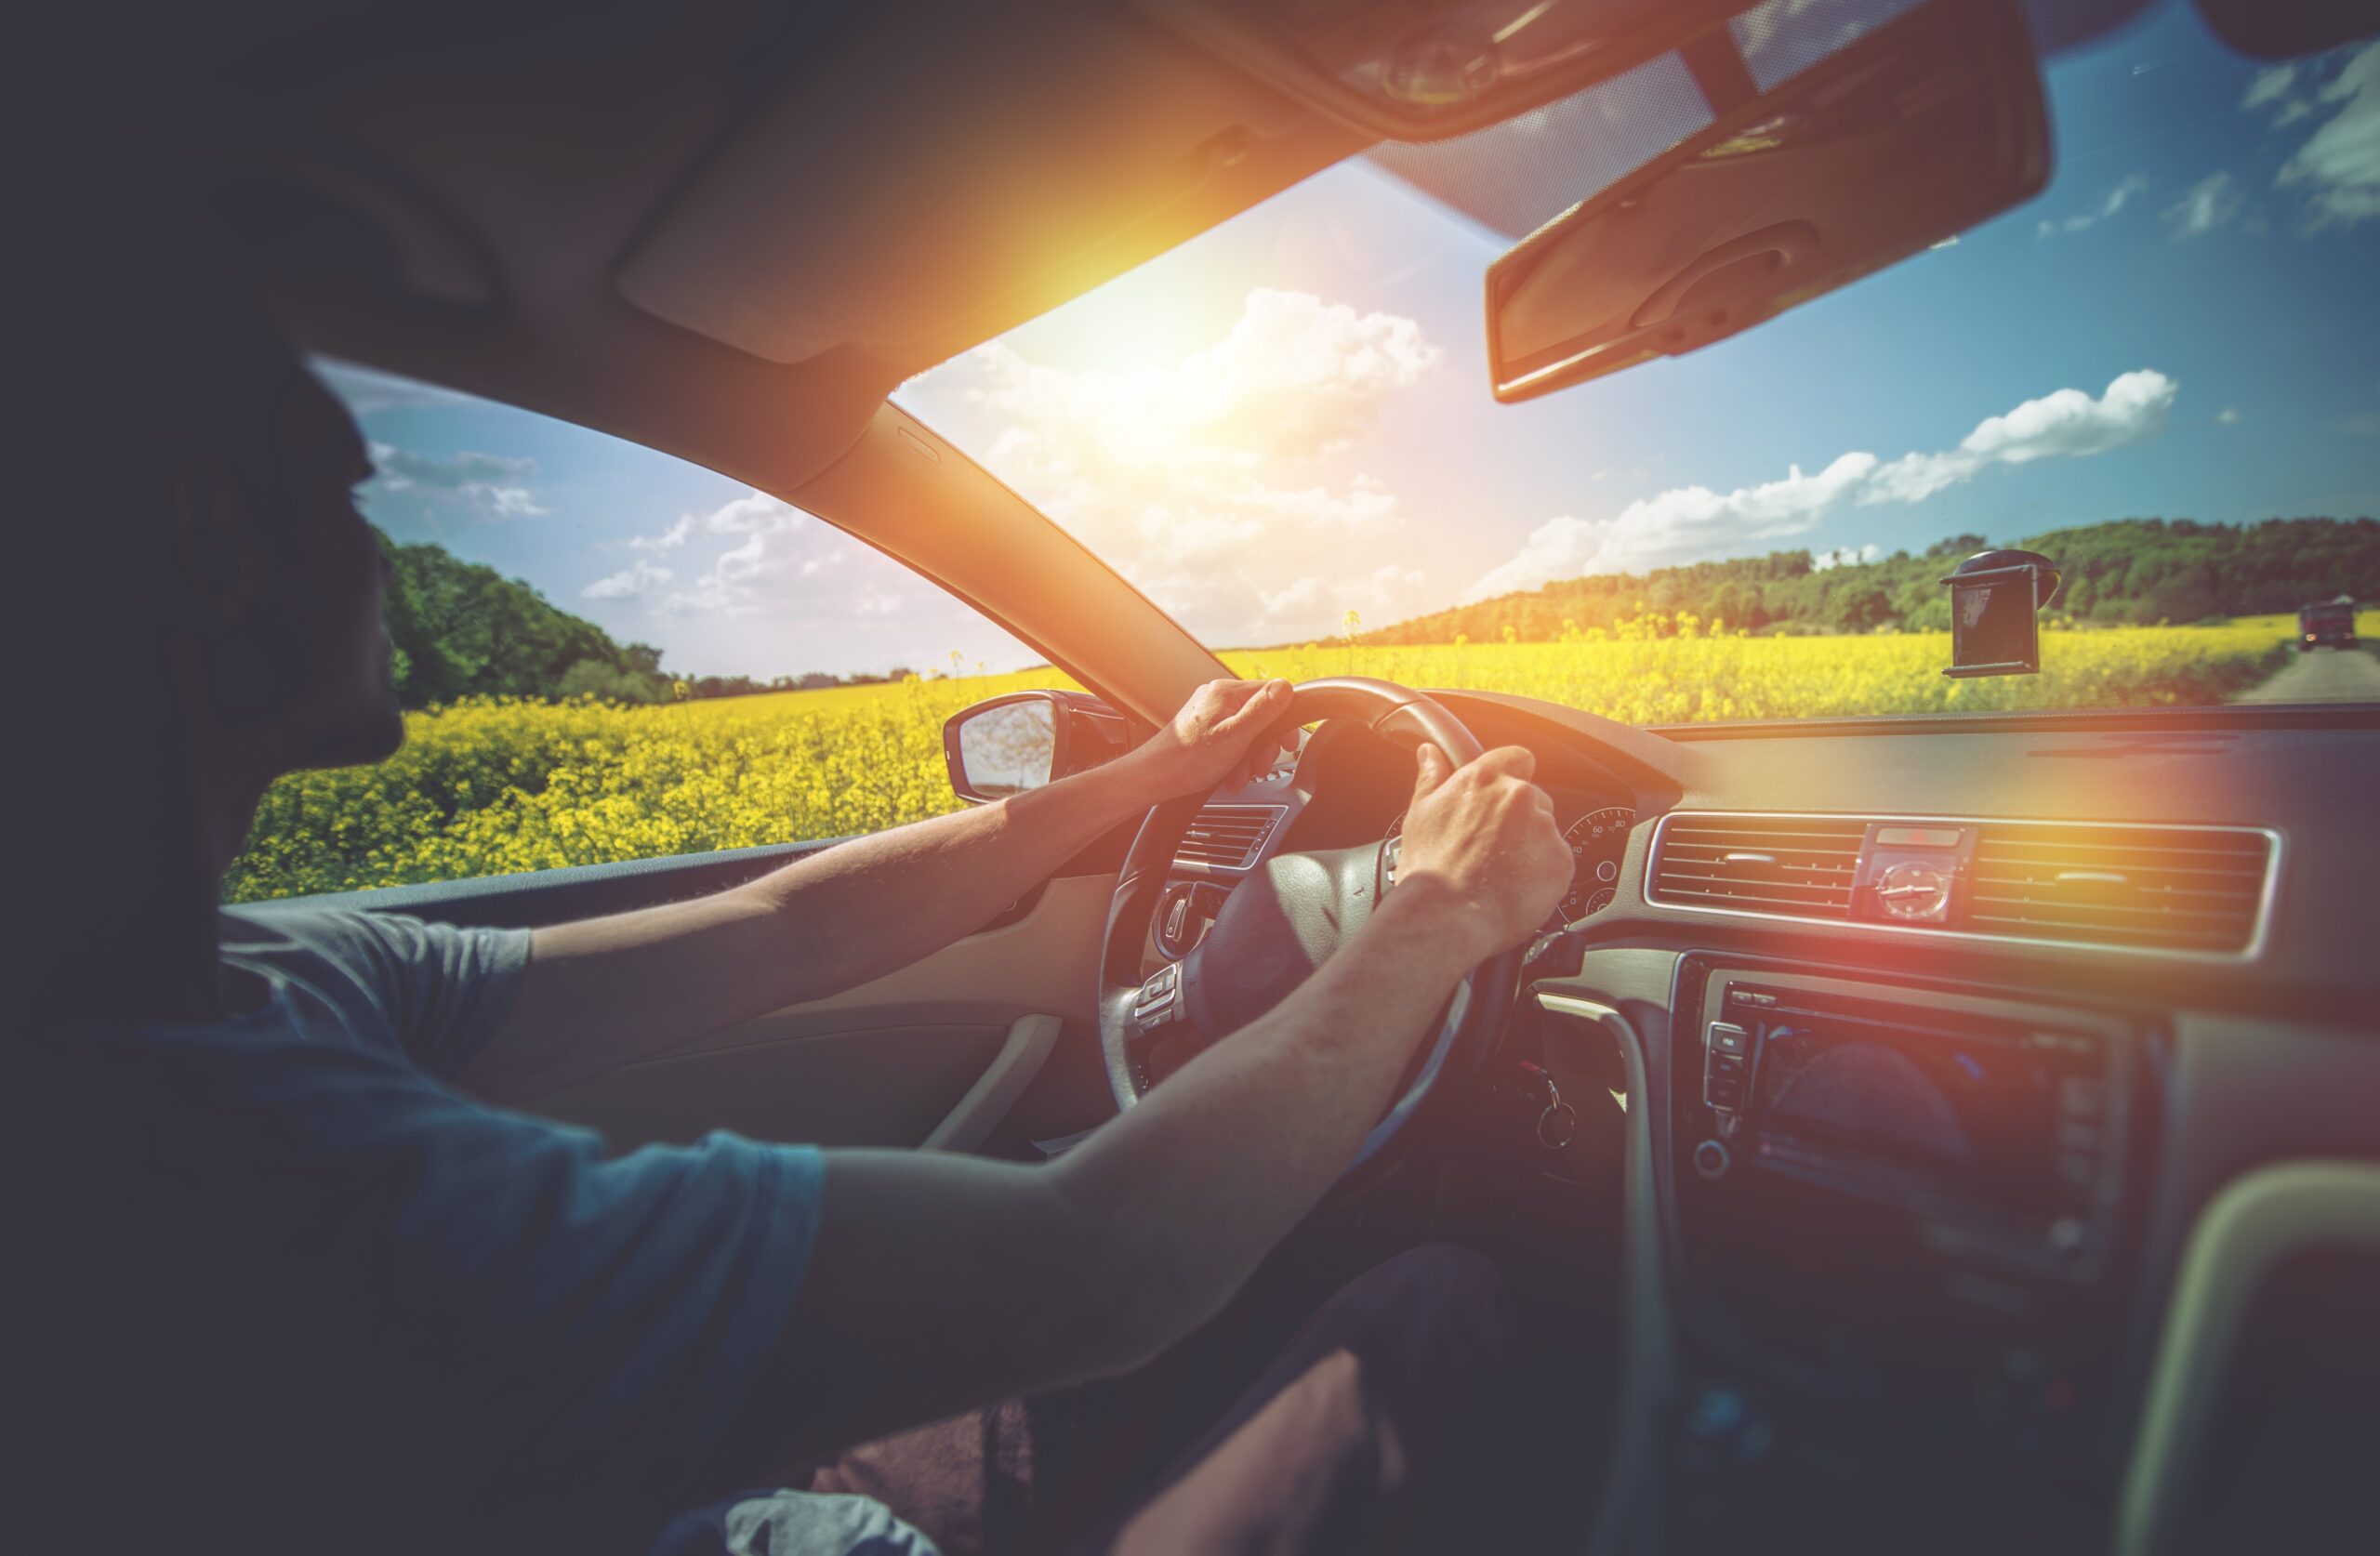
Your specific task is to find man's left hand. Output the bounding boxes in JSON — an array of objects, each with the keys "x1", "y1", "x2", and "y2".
[{"x1": 1122, "y1": 679, "x2": 1299, "y2": 798}]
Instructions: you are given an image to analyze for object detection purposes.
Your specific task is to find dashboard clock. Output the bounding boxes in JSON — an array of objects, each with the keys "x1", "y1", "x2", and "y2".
[{"x1": 1874, "y1": 859, "x2": 1954, "y2": 923}]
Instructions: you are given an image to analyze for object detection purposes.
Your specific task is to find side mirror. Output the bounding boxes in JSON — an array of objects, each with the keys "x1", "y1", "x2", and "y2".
[
  {"x1": 1942, "y1": 548, "x2": 2063, "y2": 678},
  {"x1": 943, "y1": 691, "x2": 1133, "y2": 802}
]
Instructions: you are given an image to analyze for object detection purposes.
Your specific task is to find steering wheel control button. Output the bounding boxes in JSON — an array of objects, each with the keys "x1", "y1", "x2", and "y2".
[
  {"x1": 1694, "y1": 1139, "x2": 1734, "y2": 1180},
  {"x1": 1133, "y1": 964, "x2": 1183, "y2": 1027}
]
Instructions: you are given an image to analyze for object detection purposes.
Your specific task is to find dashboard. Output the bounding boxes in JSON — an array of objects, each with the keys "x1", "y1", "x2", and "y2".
[{"x1": 1162, "y1": 688, "x2": 2380, "y2": 1556}]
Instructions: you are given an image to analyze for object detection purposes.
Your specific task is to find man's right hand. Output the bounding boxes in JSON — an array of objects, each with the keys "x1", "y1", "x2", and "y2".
[{"x1": 1389, "y1": 743, "x2": 1571, "y2": 966}]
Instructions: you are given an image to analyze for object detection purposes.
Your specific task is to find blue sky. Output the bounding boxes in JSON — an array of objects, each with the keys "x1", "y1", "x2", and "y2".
[{"x1": 332, "y1": 2, "x2": 2378, "y2": 679}]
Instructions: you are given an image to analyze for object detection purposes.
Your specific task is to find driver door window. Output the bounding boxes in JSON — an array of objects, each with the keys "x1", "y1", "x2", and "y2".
[{"x1": 231, "y1": 363, "x2": 1060, "y2": 903}]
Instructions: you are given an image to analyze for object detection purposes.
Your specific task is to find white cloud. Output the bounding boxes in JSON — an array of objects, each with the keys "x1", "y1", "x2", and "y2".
[
  {"x1": 630, "y1": 514, "x2": 693, "y2": 551},
  {"x1": 1865, "y1": 370, "x2": 2176, "y2": 503},
  {"x1": 2276, "y1": 41, "x2": 2380, "y2": 229},
  {"x1": 1465, "y1": 453, "x2": 1878, "y2": 600},
  {"x1": 2242, "y1": 62, "x2": 2297, "y2": 111},
  {"x1": 1467, "y1": 371, "x2": 2179, "y2": 600},
  {"x1": 1812, "y1": 543, "x2": 1884, "y2": 571},
  {"x1": 2216, "y1": 406, "x2": 2242, "y2": 425},
  {"x1": 912, "y1": 287, "x2": 1443, "y2": 640},
  {"x1": 366, "y1": 441, "x2": 548, "y2": 519},
  {"x1": 1262, "y1": 564, "x2": 1430, "y2": 626},
  {"x1": 644, "y1": 490, "x2": 813, "y2": 615},
  {"x1": 1465, "y1": 517, "x2": 1619, "y2": 604},
  {"x1": 581, "y1": 559, "x2": 672, "y2": 601},
  {"x1": 2034, "y1": 173, "x2": 2149, "y2": 240},
  {"x1": 638, "y1": 489, "x2": 904, "y2": 622},
  {"x1": 2162, "y1": 171, "x2": 2242, "y2": 237},
  {"x1": 703, "y1": 491, "x2": 805, "y2": 535}
]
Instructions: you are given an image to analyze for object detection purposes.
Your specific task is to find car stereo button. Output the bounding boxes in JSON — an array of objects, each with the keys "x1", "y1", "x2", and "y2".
[
  {"x1": 1705, "y1": 1078, "x2": 1744, "y2": 1110},
  {"x1": 1707, "y1": 1053, "x2": 1746, "y2": 1082},
  {"x1": 1708, "y1": 1021, "x2": 1751, "y2": 1056}
]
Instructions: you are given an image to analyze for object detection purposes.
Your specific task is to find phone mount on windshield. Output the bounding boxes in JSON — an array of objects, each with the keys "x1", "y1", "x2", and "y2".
[{"x1": 1942, "y1": 548, "x2": 2063, "y2": 679}]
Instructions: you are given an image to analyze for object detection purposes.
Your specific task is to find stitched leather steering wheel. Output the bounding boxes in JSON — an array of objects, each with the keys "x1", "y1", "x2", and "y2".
[{"x1": 1096, "y1": 678, "x2": 1523, "y2": 1181}]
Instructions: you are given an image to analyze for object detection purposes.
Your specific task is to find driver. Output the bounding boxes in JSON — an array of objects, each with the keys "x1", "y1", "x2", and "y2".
[{"x1": 18, "y1": 249, "x2": 1575, "y2": 1555}]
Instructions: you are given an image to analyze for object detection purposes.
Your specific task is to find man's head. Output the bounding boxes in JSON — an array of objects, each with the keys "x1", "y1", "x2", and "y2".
[{"x1": 139, "y1": 269, "x2": 404, "y2": 776}]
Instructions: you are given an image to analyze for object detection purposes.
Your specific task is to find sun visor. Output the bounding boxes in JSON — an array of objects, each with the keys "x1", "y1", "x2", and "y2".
[{"x1": 614, "y1": 7, "x2": 1356, "y2": 368}]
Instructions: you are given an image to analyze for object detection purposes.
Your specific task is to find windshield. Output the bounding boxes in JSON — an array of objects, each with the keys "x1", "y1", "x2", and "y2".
[{"x1": 896, "y1": 1, "x2": 2377, "y2": 722}]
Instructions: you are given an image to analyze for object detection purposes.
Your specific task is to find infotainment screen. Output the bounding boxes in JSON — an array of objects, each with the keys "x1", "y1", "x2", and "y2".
[
  {"x1": 1740, "y1": 1003, "x2": 2094, "y2": 1206},
  {"x1": 1699, "y1": 978, "x2": 2122, "y2": 1229}
]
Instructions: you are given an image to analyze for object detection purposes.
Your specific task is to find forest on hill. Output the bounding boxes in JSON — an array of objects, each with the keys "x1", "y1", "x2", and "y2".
[
  {"x1": 1356, "y1": 517, "x2": 2378, "y2": 645},
  {"x1": 377, "y1": 530, "x2": 912, "y2": 709}
]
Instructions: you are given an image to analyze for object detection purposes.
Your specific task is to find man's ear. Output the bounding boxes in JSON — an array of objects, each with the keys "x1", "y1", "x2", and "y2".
[{"x1": 167, "y1": 460, "x2": 269, "y2": 622}]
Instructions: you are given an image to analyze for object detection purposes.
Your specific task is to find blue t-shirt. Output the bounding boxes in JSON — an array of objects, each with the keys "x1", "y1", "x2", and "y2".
[{"x1": 12, "y1": 905, "x2": 877, "y2": 1554}]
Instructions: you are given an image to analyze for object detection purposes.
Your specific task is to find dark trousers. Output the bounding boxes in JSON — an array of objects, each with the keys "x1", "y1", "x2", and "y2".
[{"x1": 667, "y1": 1244, "x2": 1528, "y2": 1554}]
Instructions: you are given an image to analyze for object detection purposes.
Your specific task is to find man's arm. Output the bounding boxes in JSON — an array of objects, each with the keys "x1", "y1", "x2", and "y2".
[
  {"x1": 455, "y1": 679, "x2": 1296, "y2": 1102},
  {"x1": 735, "y1": 740, "x2": 1572, "y2": 1467}
]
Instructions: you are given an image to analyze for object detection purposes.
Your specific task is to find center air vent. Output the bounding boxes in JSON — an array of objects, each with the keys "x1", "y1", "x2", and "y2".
[
  {"x1": 1650, "y1": 815, "x2": 1867, "y2": 917},
  {"x1": 1967, "y1": 823, "x2": 2272, "y2": 955},
  {"x1": 1176, "y1": 805, "x2": 1285, "y2": 870}
]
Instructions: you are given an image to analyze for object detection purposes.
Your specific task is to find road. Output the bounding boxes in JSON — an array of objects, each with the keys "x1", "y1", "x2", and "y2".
[{"x1": 2237, "y1": 646, "x2": 2380, "y2": 703}]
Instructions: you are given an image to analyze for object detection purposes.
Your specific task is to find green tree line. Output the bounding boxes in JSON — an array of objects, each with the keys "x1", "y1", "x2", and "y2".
[
  {"x1": 1355, "y1": 517, "x2": 2377, "y2": 645},
  {"x1": 378, "y1": 529, "x2": 911, "y2": 709}
]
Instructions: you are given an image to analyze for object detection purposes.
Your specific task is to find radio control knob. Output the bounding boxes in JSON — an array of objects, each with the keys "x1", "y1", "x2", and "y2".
[{"x1": 1693, "y1": 1139, "x2": 1733, "y2": 1180}]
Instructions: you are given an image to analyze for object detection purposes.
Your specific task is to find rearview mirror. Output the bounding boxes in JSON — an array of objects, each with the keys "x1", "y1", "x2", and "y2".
[
  {"x1": 944, "y1": 691, "x2": 1133, "y2": 802},
  {"x1": 1485, "y1": 0, "x2": 2048, "y2": 402}
]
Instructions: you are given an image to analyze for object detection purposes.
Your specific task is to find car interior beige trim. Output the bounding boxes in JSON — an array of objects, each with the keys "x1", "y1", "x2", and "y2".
[
  {"x1": 2116, "y1": 1159, "x2": 2380, "y2": 1556},
  {"x1": 1538, "y1": 993, "x2": 1680, "y2": 1556},
  {"x1": 531, "y1": 876, "x2": 1111, "y2": 1152},
  {"x1": 921, "y1": 1014, "x2": 1062, "y2": 1154}
]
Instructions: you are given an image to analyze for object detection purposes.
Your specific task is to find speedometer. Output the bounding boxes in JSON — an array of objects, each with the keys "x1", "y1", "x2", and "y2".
[{"x1": 1561, "y1": 806, "x2": 1636, "y2": 920}]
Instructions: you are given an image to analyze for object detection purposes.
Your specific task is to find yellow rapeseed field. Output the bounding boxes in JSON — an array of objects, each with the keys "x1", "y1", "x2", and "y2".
[{"x1": 225, "y1": 620, "x2": 2294, "y2": 903}]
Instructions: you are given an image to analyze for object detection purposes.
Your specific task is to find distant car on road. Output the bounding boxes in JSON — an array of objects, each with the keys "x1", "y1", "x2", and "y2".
[{"x1": 2298, "y1": 598, "x2": 2358, "y2": 651}]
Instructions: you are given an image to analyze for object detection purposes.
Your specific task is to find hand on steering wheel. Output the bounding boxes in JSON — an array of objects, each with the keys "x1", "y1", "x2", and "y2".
[
  {"x1": 1393, "y1": 741, "x2": 1571, "y2": 969},
  {"x1": 1097, "y1": 677, "x2": 1568, "y2": 1188}
]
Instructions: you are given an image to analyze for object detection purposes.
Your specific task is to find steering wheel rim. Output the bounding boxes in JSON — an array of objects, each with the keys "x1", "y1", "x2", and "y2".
[{"x1": 1096, "y1": 677, "x2": 1523, "y2": 1184}]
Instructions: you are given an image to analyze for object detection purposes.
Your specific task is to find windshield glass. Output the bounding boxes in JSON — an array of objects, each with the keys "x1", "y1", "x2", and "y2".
[{"x1": 897, "y1": 1, "x2": 2377, "y2": 722}]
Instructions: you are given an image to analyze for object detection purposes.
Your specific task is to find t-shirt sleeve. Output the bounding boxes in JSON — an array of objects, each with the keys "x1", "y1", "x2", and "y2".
[
  {"x1": 345, "y1": 910, "x2": 531, "y2": 1075},
  {"x1": 94, "y1": 1015, "x2": 829, "y2": 1531},
  {"x1": 223, "y1": 905, "x2": 531, "y2": 1077}
]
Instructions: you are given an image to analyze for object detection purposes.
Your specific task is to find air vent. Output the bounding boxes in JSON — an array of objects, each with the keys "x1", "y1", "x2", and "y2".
[
  {"x1": 1967, "y1": 823, "x2": 2272, "y2": 955},
  {"x1": 1650, "y1": 815, "x2": 1867, "y2": 918},
  {"x1": 1175, "y1": 805, "x2": 1285, "y2": 870}
]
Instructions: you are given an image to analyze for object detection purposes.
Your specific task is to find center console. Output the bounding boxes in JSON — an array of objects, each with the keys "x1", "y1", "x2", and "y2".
[{"x1": 1659, "y1": 956, "x2": 2156, "y2": 1550}]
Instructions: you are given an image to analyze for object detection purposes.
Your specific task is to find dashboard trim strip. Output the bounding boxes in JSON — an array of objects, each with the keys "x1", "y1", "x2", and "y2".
[{"x1": 1644, "y1": 810, "x2": 2284, "y2": 963}]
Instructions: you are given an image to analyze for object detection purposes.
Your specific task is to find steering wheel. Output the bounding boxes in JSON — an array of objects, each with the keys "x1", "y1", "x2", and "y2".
[{"x1": 1097, "y1": 677, "x2": 1524, "y2": 1181}]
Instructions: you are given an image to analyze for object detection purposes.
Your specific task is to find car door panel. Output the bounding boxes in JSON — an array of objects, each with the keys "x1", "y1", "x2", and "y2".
[{"x1": 524, "y1": 873, "x2": 1112, "y2": 1151}]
